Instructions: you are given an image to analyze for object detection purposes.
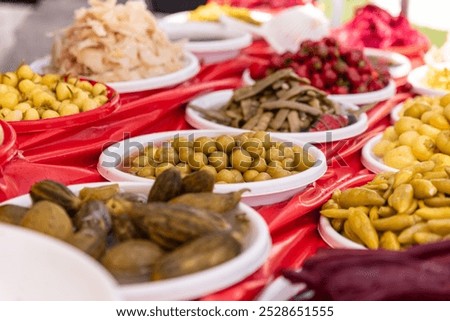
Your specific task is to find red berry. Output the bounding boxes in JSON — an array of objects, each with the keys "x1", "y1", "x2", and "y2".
[
  {"x1": 295, "y1": 65, "x2": 309, "y2": 77},
  {"x1": 335, "y1": 86, "x2": 349, "y2": 95},
  {"x1": 347, "y1": 67, "x2": 361, "y2": 85},
  {"x1": 311, "y1": 73, "x2": 325, "y2": 89},
  {"x1": 323, "y1": 69, "x2": 338, "y2": 85}
]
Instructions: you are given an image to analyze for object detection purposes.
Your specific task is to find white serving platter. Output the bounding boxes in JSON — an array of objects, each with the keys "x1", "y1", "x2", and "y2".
[{"x1": 30, "y1": 52, "x2": 200, "y2": 94}]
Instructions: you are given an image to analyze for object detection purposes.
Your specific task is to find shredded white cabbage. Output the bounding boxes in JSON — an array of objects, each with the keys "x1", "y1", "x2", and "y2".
[{"x1": 50, "y1": 0, "x2": 184, "y2": 82}]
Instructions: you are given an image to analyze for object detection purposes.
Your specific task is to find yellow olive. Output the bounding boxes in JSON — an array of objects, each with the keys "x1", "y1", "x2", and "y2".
[
  {"x1": 55, "y1": 82, "x2": 73, "y2": 101},
  {"x1": 40, "y1": 74, "x2": 61, "y2": 88},
  {"x1": 41, "y1": 110, "x2": 59, "y2": 119},
  {"x1": 16, "y1": 64, "x2": 35, "y2": 80},
  {"x1": 92, "y1": 83, "x2": 107, "y2": 96},
  {"x1": 23, "y1": 108, "x2": 40, "y2": 120},
  {"x1": 59, "y1": 103, "x2": 80, "y2": 116},
  {"x1": 394, "y1": 116, "x2": 422, "y2": 135},
  {"x1": 2, "y1": 72, "x2": 18, "y2": 87},
  {"x1": 4, "y1": 110, "x2": 23, "y2": 121},
  {"x1": 0, "y1": 92, "x2": 19, "y2": 109},
  {"x1": 436, "y1": 130, "x2": 450, "y2": 155},
  {"x1": 81, "y1": 99, "x2": 99, "y2": 112}
]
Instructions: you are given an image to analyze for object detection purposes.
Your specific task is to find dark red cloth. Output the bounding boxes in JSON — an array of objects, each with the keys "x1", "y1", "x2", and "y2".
[{"x1": 0, "y1": 40, "x2": 423, "y2": 300}]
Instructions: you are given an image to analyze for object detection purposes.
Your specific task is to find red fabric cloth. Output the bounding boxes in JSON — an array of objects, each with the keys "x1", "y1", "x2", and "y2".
[{"x1": 0, "y1": 40, "x2": 423, "y2": 300}]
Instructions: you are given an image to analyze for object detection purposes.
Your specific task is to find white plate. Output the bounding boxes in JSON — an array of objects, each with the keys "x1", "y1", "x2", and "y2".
[
  {"x1": 407, "y1": 64, "x2": 450, "y2": 97},
  {"x1": 390, "y1": 102, "x2": 404, "y2": 124},
  {"x1": 159, "y1": 22, "x2": 252, "y2": 64},
  {"x1": 1, "y1": 181, "x2": 271, "y2": 301},
  {"x1": 242, "y1": 69, "x2": 397, "y2": 106},
  {"x1": 185, "y1": 89, "x2": 368, "y2": 143},
  {"x1": 29, "y1": 52, "x2": 200, "y2": 94},
  {"x1": 0, "y1": 223, "x2": 119, "y2": 300},
  {"x1": 363, "y1": 48, "x2": 411, "y2": 79},
  {"x1": 361, "y1": 133, "x2": 398, "y2": 174},
  {"x1": 318, "y1": 216, "x2": 366, "y2": 250},
  {"x1": 97, "y1": 130, "x2": 327, "y2": 207},
  {"x1": 161, "y1": 10, "x2": 272, "y2": 27}
]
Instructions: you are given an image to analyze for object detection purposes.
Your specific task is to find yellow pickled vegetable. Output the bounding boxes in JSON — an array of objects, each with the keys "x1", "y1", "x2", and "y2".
[{"x1": 425, "y1": 67, "x2": 450, "y2": 91}]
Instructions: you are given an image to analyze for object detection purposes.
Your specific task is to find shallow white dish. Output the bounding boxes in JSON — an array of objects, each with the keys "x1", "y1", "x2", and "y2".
[
  {"x1": 97, "y1": 130, "x2": 327, "y2": 207},
  {"x1": 185, "y1": 89, "x2": 368, "y2": 143},
  {"x1": 161, "y1": 10, "x2": 272, "y2": 30},
  {"x1": 363, "y1": 48, "x2": 411, "y2": 79},
  {"x1": 0, "y1": 222, "x2": 119, "y2": 300},
  {"x1": 30, "y1": 52, "x2": 200, "y2": 94},
  {"x1": 361, "y1": 133, "x2": 398, "y2": 174},
  {"x1": 159, "y1": 21, "x2": 252, "y2": 64},
  {"x1": 2, "y1": 181, "x2": 271, "y2": 301},
  {"x1": 242, "y1": 69, "x2": 397, "y2": 106},
  {"x1": 318, "y1": 216, "x2": 366, "y2": 250},
  {"x1": 407, "y1": 64, "x2": 450, "y2": 97}
]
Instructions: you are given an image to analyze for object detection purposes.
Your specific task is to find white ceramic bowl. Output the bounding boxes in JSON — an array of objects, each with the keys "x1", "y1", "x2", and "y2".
[
  {"x1": 97, "y1": 130, "x2": 327, "y2": 207},
  {"x1": 318, "y1": 216, "x2": 366, "y2": 250},
  {"x1": 0, "y1": 222, "x2": 119, "y2": 300},
  {"x1": 407, "y1": 64, "x2": 450, "y2": 97},
  {"x1": 242, "y1": 69, "x2": 397, "y2": 106},
  {"x1": 185, "y1": 89, "x2": 368, "y2": 143},
  {"x1": 1, "y1": 181, "x2": 271, "y2": 300},
  {"x1": 363, "y1": 48, "x2": 411, "y2": 79},
  {"x1": 161, "y1": 10, "x2": 272, "y2": 25},
  {"x1": 160, "y1": 10, "x2": 272, "y2": 40},
  {"x1": 30, "y1": 52, "x2": 200, "y2": 94},
  {"x1": 159, "y1": 22, "x2": 252, "y2": 64},
  {"x1": 361, "y1": 133, "x2": 398, "y2": 174}
]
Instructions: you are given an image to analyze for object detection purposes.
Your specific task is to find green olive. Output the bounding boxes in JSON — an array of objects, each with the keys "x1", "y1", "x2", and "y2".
[
  {"x1": 208, "y1": 151, "x2": 228, "y2": 171},
  {"x1": 230, "y1": 148, "x2": 252, "y2": 172},
  {"x1": 215, "y1": 135, "x2": 235, "y2": 153},
  {"x1": 216, "y1": 169, "x2": 236, "y2": 183},
  {"x1": 194, "y1": 136, "x2": 217, "y2": 154}
]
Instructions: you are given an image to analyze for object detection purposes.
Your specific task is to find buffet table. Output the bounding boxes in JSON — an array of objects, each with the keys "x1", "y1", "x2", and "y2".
[{"x1": 0, "y1": 35, "x2": 424, "y2": 299}]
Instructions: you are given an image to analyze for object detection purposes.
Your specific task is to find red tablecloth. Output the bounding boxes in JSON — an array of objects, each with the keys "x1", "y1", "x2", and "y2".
[{"x1": 0, "y1": 41, "x2": 422, "y2": 300}]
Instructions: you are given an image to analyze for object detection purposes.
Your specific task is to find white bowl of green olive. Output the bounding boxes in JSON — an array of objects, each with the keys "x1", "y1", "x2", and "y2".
[{"x1": 98, "y1": 129, "x2": 327, "y2": 206}]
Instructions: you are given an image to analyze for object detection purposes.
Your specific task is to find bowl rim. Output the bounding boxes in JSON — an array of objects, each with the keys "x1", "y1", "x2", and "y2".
[
  {"x1": 0, "y1": 222, "x2": 120, "y2": 300},
  {"x1": 185, "y1": 89, "x2": 369, "y2": 143},
  {"x1": 407, "y1": 64, "x2": 450, "y2": 97},
  {"x1": 243, "y1": 69, "x2": 397, "y2": 105},
  {"x1": 30, "y1": 51, "x2": 200, "y2": 94},
  {"x1": 361, "y1": 133, "x2": 399, "y2": 174}
]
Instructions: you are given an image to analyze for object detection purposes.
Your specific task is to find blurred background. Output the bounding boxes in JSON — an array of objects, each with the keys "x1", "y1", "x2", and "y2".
[{"x1": 0, "y1": 0, "x2": 448, "y2": 71}]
